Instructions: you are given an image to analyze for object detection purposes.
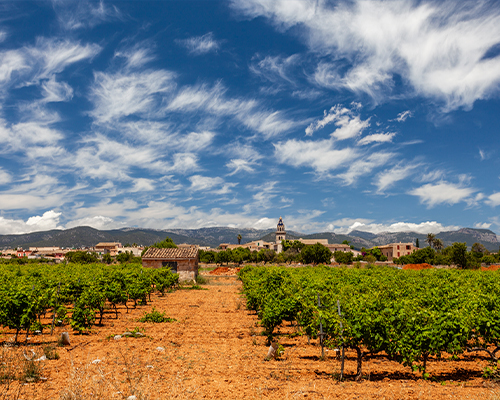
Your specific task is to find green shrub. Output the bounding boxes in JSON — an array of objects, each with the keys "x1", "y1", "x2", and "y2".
[{"x1": 138, "y1": 307, "x2": 176, "y2": 323}]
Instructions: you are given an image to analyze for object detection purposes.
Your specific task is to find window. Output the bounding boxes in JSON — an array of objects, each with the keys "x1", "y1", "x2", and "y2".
[
  {"x1": 397, "y1": 245, "x2": 400, "y2": 250},
  {"x1": 397, "y1": 252, "x2": 400, "y2": 257},
  {"x1": 406, "y1": 245, "x2": 411, "y2": 250},
  {"x1": 162, "y1": 261, "x2": 178, "y2": 273}
]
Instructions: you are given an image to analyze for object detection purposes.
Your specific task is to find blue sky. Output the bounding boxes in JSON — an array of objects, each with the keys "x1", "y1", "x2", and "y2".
[{"x1": 1, "y1": 0, "x2": 500, "y2": 236}]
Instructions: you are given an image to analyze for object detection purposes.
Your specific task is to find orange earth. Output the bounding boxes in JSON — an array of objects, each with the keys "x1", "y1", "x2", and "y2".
[
  {"x1": 1, "y1": 275, "x2": 498, "y2": 400},
  {"x1": 402, "y1": 263, "x2": 434, "y2": 270}
]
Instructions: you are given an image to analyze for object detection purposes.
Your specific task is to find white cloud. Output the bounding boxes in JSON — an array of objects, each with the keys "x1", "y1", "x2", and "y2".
[
  {"x1": 131, "y1": 178, "x2": 155, "y2": 192},
  {"x1": 167, "y1": 82, "x2": 295, "y2": 138},
  {"x1": 65, "y1": 215, "x2": 120, "y2": 230},
  {"x1": 275, "y1": 138, "x2": 357, "y2": 173},
  {"x1": 0, "y1": 119, "x2": 64, "y2": 152},
  {"x1": 338, "y1": 151, "x2": 394, "y2": 186},
  {"x1": 224, "y1": 142, "x2": 263, "y2": 175},
  {"x1": 176, "y1": 32, "x2": 221, "y2": 55},
  {"x1": 27, "y1": 37, "x2": 101, "y2": 82},
  {"x1": 0, "y1": 50, "x2": 28, "y2": 85},
  {"x1": 486, "y1": 192, "x2": 500, "y2": 207},
  {"x1": 90, "y1": 70, "x2": 176, "y2": 124},
  {"x1": 419, "y1": 169, "x2": 446, "y2": 183},
  {"x1": 328, "y1": 218, "x2": 460, "y2": 235},
  {"x1": 0, "y1": 168, "x2": 12, "y2": 185},
  {"x1": 232, "y1": 0, "x2": 500, "y2": 110},
  {"x1": 358, "y1": 132, "x2": 396, "y2": 146},
  {"x1": 226, "y1": 159, "x2": 256, "y2": 175},
  {"x1": 243, "y1": 181, "x2": 278, "y2": 213},
  {"x1": 305, "y1": 104, "x2": 369, "y2": 140},
  {"x1": 188, "y1": 175, "x2": 225, "y2": 192},
  {"x1": 0, "y1": 210, "x2": 63, "y2": 234},
  {"x1": 250, "y1": 54, "x2": 300, "y2": 84},
  {"x1": 374, "y1": 162, "x2": 419, "y2": 192},
  {"x1": 409, "y1": 180, "x2": 476, "y2": 207},
  {"x1": 40, "y1": 76, "x2": 73, "y2": 102},
  {"x1": 170, "y1": 153, "x2": 200, "y2": 174},
  {"x1": 395, "y1": 110, "x2": 412, "y2": 122},
  {"x1": 54, "y1": 0, "x2": 122, "y2": 31},
  {"x1": 474, "y1": 222, "x2": 492, "y2": 229},
  {"x1": 115, "y1": 45, "x2": 155, "y2": 70}
]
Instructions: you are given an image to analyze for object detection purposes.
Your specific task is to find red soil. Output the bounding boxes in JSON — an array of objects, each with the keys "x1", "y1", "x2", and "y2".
[
  {"x1": 402, "y1": 263, "x2": 434, "y2": 270},
  {"x1": 481, "y1": 264, "x2": 500, "y2": 271},
  {"x1": 0, "y1": 276, "x2": 498, "y2": 399},
  {"x1": 209, "y1": 266, "x2": 241, "y2": 275}
]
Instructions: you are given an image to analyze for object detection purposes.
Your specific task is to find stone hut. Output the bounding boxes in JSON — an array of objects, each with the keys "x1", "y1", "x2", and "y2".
[{"x1": 141, "y1": 247, "x2": 199, "y2": 282}]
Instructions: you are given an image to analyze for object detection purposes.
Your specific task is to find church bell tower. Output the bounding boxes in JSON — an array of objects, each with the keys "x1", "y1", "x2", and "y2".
[{"x1": 276, "y1": 216, "x2": 286, "y2": 243}]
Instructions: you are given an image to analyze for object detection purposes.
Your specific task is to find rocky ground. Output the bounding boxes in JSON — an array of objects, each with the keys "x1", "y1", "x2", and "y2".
[{"x1": 1, "y1": 274, "x2": 499, "y2": 399}]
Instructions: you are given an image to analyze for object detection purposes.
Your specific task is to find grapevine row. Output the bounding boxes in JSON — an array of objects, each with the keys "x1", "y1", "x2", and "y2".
[
  {"x1": 0, "y1": 262, "x2": 178, "y2": 340},
  {"x1": 239, "y1": 265, "x2": 500, "y2": 378}
]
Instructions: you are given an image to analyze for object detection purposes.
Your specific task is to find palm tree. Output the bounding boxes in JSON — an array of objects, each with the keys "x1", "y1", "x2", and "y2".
[
  {"x1": 237, "y1": 234, "x2": 242, "y2": 245},
  {"x1": 426, "y1": 233, "x2": 436, "y2": 248},
  {"x1": 433, "y1": 238, "x2": 443, "y2": 252}
]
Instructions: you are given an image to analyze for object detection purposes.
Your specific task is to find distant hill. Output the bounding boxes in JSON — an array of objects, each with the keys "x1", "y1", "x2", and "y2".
[{"x1": 0, "y1": 226, "x2": 498, "y2": 252}]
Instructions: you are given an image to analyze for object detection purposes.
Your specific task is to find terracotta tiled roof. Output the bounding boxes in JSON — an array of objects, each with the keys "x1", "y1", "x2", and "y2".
[{"x1": 142, "y1": 247, "x2": 198, "y2": 259}]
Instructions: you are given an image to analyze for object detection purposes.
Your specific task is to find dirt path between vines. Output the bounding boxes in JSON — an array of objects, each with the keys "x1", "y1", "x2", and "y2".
[{"x1": 3, "y1": 276, "x2": 499, "y2": 399}]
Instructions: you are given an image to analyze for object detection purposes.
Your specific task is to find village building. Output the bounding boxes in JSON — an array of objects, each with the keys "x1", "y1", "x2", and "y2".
[
  {"x1": 119, "y1": 247, "x2": 143, "y2": 257},
  {"x1": 326, "y1": 243, "x2": 352, "y2": 253},
  {"x1": 16, "y1": 249, "x2": 32, "y2": 258},
  {"x1": 94, "y1": 242, "x2": 123, "y2": 256},
  {"x1": 297, "y1": 238, "x2": 329, "y2": 246},
  {"x1": 219, "y1": 240, "x2": 275, "y2": 252},
  {"x1": 377, "y1": 243, "x2": 416, "y2": 261},
  {"x1": 142, "y1": 247, "x2": 199, "y2": 282}
]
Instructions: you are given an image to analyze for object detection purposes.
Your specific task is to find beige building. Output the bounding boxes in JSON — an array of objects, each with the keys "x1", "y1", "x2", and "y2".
[
  {"x1": 378, "y1": 243, "x2": 416, "y2": 261},
  {"x1": 142, "y1": 247, "x2": 199, "y2": 282},
  {"x1": 94, "y1": 242, "x2": 122, "y2": 256},
  {"x1": 298, "y1": 238, "x2": 329, "y2": 246},
  {"x1": 219, "y1": 241, "x2": 274, "y2": 252},
  {"x1": 326, "y1": 244, "x2": 352, "y2": 253}
]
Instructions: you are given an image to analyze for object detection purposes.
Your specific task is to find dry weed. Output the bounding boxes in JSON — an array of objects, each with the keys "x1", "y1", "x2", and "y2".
[{"x1": 58, "y1": 343, "x2": 201, "y2": 400}]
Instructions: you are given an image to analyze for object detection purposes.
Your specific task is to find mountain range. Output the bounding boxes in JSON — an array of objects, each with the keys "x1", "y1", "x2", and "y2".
[{"x1": 0, "y1": 226, "x2": 499, "y2": 252}]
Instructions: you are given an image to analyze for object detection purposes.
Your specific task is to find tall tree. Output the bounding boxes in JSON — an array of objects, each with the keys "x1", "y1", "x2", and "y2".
[
  {"x1": 426, "y1": 233, "x2": 436, "y2": 248},
  {"x1": 237, "y1": 234, "x2": 242, "y2": 245},
  {"x1": 450, "y1": 242, "x2": 468, "y2": 269},
  {"x1": 433, "y1": 238, "x2": 443, "y2": 252},
  {"x1": 415, "y1": 238, "x2": 420, "y2": 248}
]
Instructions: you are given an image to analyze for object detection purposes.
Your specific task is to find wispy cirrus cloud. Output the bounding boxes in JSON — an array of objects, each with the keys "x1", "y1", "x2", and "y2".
[
  {"x1": 176, "y1": 32, "x2": 221, "y2": 55},
  {"x1": 26, "y1": 37, "x2": 101, "y2": 82},
  {"x1": 305, "y1": 103, "x2": 369, "y2": 140},
  {"x1": 374, "y1": 162, "x2": 420, "y2": 193},
  {"x1": 224, "y1": 143, "x2": 263, "y2": 175},
  {"x1": 276, "y1": 103, "x2": 394, "y2": 184},
  {"x1": 89, "y1": 70, "x2": 176, "y2": 125},
  {"x1": 394, "y1": 110, "x2": 412, "y2": 122},
  {"x1": 53, "y1": 0, "x2": 122, "y2": 31},
  {"x1": 250, "y1": 54, "x2": 300, "y2": 84},
  {"x1": 166, "y1": 81, "x2": 295, "y2": 139},
  {"x1": 231, "y1": 0, "x2": 500, "y2": 111},
  {"x1": 357, "y1": 132, "x2": 396, "y2": 146}
]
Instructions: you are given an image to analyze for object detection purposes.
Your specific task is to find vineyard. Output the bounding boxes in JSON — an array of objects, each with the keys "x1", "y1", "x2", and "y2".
[
  {"x1": 0, "y1": 262, "x2": 178, "y2": 340},
  {"x1": 239, "y1": 265, "x2": 500, "y2": 379}
]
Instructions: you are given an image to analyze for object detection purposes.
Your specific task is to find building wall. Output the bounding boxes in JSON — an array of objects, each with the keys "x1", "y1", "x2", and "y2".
[
  {"x1": 142, "y1": 258, "x2": 198, "y2": 282},
  {"x1": 378, "y1": 243, "x2": 415, "y2": 261}
]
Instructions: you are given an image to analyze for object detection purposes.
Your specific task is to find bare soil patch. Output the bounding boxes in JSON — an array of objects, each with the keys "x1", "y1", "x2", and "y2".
[
  {"x1": 1, "y1": 276, "x2": 498, "y2": 399},
  {"x1": 402, "y1": 263, "x2": 434, "y2": 270}
]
